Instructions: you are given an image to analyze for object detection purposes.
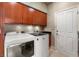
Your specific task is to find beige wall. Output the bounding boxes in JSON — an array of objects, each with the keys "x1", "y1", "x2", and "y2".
[
  {"x1": 21, "y1": 2, "x2": 48, "y2": 13},
  {"x1": 46, "y1": 2, "x2": 79, "y2": 33},
  {"x1": 46, "y1": 2, "x2": 79, "y2": 46},
  {"x1": 4, "y1": 24, "x2": 41, "y2": 33}
]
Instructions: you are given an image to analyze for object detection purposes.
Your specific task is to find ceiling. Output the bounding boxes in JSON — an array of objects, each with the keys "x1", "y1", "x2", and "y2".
[{"x1": 44, "y1": 2, "x2": 52, "y2": 5}]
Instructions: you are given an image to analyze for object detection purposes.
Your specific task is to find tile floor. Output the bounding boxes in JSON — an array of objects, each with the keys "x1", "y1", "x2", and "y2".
[{"x1": 49, "y1": 46, "x2": 67, "y2": 57}]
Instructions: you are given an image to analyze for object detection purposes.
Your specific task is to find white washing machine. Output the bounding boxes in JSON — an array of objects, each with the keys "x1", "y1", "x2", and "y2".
[
  {"x1": 30, "y1": 33, "x2": 49, "y2": 57},
  {"x1": 5, "y1": 32, "x2": 36, "y2": 57},
  {"x1": 5, "y1": 32, "x2": 49, "y2": 57}
]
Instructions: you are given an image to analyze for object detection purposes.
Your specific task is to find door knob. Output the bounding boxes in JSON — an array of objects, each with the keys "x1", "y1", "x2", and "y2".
[
  {"x1": 56, "y1": 30, "x2": 58, "y2": 32},
  {"x1": 56, "y1": 33, "x2": 58, "y2": 35}
]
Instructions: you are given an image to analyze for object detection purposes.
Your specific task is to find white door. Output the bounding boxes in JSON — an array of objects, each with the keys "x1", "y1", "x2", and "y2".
[{"x1": 55, "y1": 8, "x2": 78, "y2": 56}]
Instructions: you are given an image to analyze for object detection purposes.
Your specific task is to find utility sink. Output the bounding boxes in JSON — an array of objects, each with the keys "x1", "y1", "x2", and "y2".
[{"x1": 30, "y1": 32, "x2": 46, "y2": 36}]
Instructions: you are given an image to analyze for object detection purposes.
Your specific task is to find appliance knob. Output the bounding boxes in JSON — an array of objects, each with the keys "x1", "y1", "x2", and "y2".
[
  {"x1": 37, "y1": 38, "x2": 39, "y2": 41},
  {"x1": 43, "y1": 38, "x2": 45, "y2": 40}
]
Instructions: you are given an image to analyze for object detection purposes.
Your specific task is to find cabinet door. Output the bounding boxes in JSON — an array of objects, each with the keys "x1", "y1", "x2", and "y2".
[
  {"x1": 41, "y1": 13, "x2": 47, "y2": 26},
  {"x1": 22, "y1": 7, "x2": 34, "y2": 24},
  {"x1": 0, "y1": 32, "x2": 4, "y2": 57},
  {"x1": 33, "y1": 11, "x2": 41, "y2": 25},
  {"x1": 0, "y1": 3, "x2": 4, "y2": 56},
  {"x1": 3, "y1": 2, "x2": 23, "y2": 24},
  {"x1": 0, "y1": 17, "x2": 4, "y2": 57},
  {"x1": 38, "y1": 12, "x2": 47, "y2": 26},
  {"x1": 33, "y1": 10, "x2": 47, "y2": 26},
  {"x1": 28, "y1": 8, "x2": 35, "y2": 25},
  {"x1": 0, "y1": 3, "x2": 3, "y2": 20},
  {"x1": 22, "y1": 5, "x2": 28, "y2": 24},
  {"x1": 0, "y1": 28, "x2": 4, "y2": 57}
]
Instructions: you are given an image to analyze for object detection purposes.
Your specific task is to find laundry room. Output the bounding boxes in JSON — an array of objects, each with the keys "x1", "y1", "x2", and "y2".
[{"x1": 1, "y1": 2, "x2": 79, "y2": 57}]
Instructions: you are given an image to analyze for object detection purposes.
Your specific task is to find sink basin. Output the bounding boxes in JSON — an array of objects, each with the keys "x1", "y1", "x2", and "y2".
[{"x1": 30, "y1": 33, "x2": 46, "y2": 36}]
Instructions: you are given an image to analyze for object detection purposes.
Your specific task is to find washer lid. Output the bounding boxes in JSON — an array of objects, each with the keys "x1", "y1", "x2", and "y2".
[{"x1": 5, "y1": 33, "x2": 34, "y2": 43}]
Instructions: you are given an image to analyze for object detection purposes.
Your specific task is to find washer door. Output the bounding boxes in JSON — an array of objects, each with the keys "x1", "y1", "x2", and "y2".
[
  {"x1": 21, "y1": 40, "x2": 34, "y2": 57},
  {"x1": 7, "y1": 40, "x2": 34, "y2": 57}
]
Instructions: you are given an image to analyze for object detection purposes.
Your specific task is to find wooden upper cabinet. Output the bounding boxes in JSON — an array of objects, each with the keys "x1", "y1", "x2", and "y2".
[
  {"x1": 0, "y1": 3, "x2": 3, "y2": 19},
  {"x1": 33, "y1": 10, "x2": 41, "y2": 25},
  {"x1": 0, "y1": 28, "x2": 4, "y2": 57},
  {"x1": 22, "y1": 6, "x2": 34, "y2": 24},
  {"x1": 22, "y1": 5, "x2": 29, "y2": 24},
  {"x1": 0, "y1": 33, "x2": 4, "y2": 57},
  {"x1": 0, "y1": 17, "x2": 4, "y2": 57},
  {"x1": 3, "y1": 2, "x2": 23, "y2": 24},
  {"x1": 22, "y1": 6, "x2": 47, "y2": 26},
  {"x1": 0, "y1": 4, "x2": 4, "y2": 56},
  {"x1": 41, "y1": 12, "x2": 47, "y2": 26},
  {"x1": 33, "y1": 10, "x2": 47, "y2": 26},
  {"x1": 3, "y1": 2, "x2": 47, "y2": 26},
  {"x1": 28, "y1": 8, "x2": 35, "y2": 25}
]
